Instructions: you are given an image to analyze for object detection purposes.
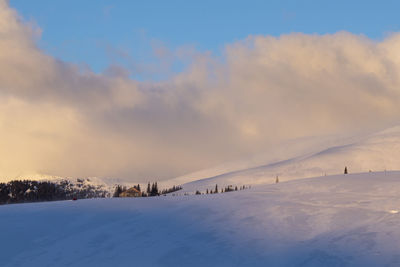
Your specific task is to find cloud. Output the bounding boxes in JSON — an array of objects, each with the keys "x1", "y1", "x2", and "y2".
[{"x1": 1, "y1": 1, "x2": 400, "y2": 182}]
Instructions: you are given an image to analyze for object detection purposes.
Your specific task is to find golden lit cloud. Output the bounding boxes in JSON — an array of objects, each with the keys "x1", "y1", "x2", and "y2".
[{"x1": 1, "y1": 1, "x2": 400, "y2": 182}]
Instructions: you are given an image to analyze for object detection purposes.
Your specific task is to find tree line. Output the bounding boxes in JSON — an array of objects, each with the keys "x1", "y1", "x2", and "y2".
[
  {"x1": 0, "y1": 179, "x2": 109, "y2": 205},
  {"x1": 195, "y1": 184, "x2": 249, "y2": 195},
  {"x1": 113, "y1": 182, "x2": 182, "y2": 197}
]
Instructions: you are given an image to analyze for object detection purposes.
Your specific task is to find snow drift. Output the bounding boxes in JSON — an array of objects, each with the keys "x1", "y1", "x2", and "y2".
[{"x1": 2, "y1": 171, "x2": 400, "y2": 266}]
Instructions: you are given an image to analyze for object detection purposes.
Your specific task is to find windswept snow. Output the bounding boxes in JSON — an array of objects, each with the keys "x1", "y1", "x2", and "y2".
[
  {"x1": 3, "y1": 126, "x2": 400, "y2": 266},
  {"x1": 171, "y1": 126, "x2": 400, "y2": 193},
  {"x1": 2, "y1": 171, "x2": 400, "y2": 266}
]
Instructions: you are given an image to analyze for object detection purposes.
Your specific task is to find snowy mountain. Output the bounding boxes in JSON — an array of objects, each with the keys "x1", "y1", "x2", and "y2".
[
  {"x1": 169, "y1": 126, "x2": 400, "y2": 193},
  {"x1": 2, "y1": 171, "x2": 400, "y2": 266},
  {"x1": 4, "y1": 126, "x2": 400, "y2": 197},
  {"x1": 3, "y1": 126, "x2": 400, "y2": 265},
  {"x1": 2, "y1": 173, "x2": 128, "y2": 196}
]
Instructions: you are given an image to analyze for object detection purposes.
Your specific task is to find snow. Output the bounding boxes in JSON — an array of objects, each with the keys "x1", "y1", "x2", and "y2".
[
  {"x1": 2, "y1": 171, "x2": 400, "y2": 266},
  {"x1": 3, "y1": 126, "x2": 400, "y2": 266},
  {"x1": 170, "y1": 126, "x2": 400, "y2": 193},
  {"x1": 5, "y1": 126, "x2": 400, "y2": 197},
  {"x1": 1, "y1": 175, "x2": 121, "y2": 196}
]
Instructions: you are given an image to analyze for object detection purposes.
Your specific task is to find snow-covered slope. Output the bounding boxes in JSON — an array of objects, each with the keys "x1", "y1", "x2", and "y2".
[
  {"x1": 173, "y1": 126, "x2": 400, "y2": 193},
  {"x1": 2, "y1": 171, "x2": 400, "y2": 266},
  {"x1": 5, "y1": 126, "x2": 400, "y2": 195}
]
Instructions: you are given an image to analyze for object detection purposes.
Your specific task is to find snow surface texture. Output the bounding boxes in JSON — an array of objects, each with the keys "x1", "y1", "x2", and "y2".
[
  {"x1": 173, "y1": 126, "x2": 400, "y2": 193},
  {"x1": 2, "y1": 171, "x2": 400, "y2": 266}
]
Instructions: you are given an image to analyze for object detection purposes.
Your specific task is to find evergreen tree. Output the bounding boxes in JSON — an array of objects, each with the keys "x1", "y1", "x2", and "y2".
[
  {"x1": 344, "y1": 166, "x2": 348, "y2": 174},
  {"x1": 149, "y1": 182, "x2": 159, "y2": 196},
  {"x1": 0, "y1": 183, "x2": 9, "y2": 203},
  {"x1": 113, "y1": 185, "x2": 122, "y2": 197},
  {"x1": 215, "y1": 184, "x2": 218, "y2": 194},
  {"x1": 147, "y1": 182, "x2": 151, "y2": 194}
]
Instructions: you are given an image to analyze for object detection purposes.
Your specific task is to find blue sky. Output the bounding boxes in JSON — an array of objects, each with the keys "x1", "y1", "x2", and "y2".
[{"x1": 10, "y1": 0, "x2": 400, "y2": 79}]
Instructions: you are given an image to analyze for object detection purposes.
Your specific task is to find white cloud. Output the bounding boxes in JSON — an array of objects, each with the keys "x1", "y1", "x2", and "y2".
[{"x1": 1, "y1": 1, "x2": 400, "y2": 182}]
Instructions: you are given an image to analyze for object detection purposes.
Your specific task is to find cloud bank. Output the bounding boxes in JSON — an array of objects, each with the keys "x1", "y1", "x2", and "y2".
[{"x1": 1, "y1": 0, "x2": 400, "y2": 182}]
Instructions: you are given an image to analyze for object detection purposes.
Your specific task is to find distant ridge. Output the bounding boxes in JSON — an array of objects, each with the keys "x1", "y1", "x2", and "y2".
[{"x1": 170, "y1": 125, "x2": 400, "y2": 193}]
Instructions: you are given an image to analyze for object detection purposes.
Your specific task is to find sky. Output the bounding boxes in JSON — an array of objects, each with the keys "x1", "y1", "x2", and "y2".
[
  {"x1": 2, "y1": 0, "x2": 400, "y2": 183},
  {"x1": 9, "y1": 0, "x2": 400, "y2": 79}
]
